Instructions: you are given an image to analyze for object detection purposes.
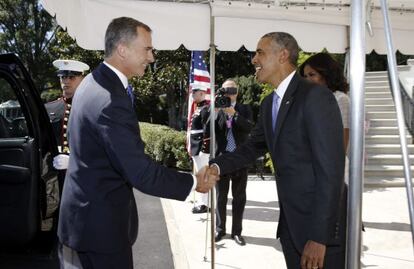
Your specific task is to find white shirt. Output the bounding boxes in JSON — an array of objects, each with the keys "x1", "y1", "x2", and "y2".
[
  {"x1": 274, "y1": 70, "x2": 296, "y2": 107},
  {"x1": 103, "y1": 62, "x2": 197, "y2": 194}
]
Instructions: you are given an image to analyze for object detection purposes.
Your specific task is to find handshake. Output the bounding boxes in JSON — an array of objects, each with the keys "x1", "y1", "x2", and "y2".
[{"x1": 195, "y1": 165, "x2": 220, "y2": 193}]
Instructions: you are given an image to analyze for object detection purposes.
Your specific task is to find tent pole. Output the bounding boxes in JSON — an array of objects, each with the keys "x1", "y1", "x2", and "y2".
[
  {"x1": 347, "y1": 0, "x2": 366, "y2": 268},
  {"x1": 380, "y1": 0, "x2": 414, "y2": 248},
  {"x1": 208, "y1": 5, "x2": 216, "y2": 269}
]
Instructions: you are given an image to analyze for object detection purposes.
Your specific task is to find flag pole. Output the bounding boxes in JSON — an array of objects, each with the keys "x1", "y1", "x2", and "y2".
[{"x1": 209, "y1": 5, "x2": 216, "y2": 269}]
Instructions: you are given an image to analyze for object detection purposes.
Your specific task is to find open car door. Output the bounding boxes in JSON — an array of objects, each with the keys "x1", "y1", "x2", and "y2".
[{"x1": 0, "y1": 54, "x2": 60, "y2": 254}]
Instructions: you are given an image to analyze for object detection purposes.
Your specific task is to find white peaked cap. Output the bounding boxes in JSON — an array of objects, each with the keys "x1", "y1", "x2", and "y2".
[{"x1": 53, "y1": 59, "x2": 90, "y2": 75}]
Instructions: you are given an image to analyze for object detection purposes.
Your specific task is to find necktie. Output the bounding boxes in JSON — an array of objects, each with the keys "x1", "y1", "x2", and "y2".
[
  {"x1": 225, "y1": 116, "x2": 237, "y2": 152},
  {"x1": 272, "y1": 92, "x2": 280, "y2": 132},
  {"x1": 126, "y1": 84, "x2": 134, "y2": 105}
]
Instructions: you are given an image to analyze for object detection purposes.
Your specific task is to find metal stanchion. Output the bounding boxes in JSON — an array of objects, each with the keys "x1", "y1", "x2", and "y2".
[
  {"x1": 203, "y1": 190, "x2": 210, "y2": 262},
  {"x1": 208, "y1": 6, "x2": 216, "y2": 268},
  {"x1": 209, "y1": 187, "x2": 216, "y2": 267},
  {"x1": 347, "y1": 0, "x2": 366, "y2": 268},
  {"x1": 380, "y1": 0, "x2": 414, "y2": 247}
]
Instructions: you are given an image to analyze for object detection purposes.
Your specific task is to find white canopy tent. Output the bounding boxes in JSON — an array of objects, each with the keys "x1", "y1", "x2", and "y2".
[
  {"x1": 40, "y1": 0, "x2": 414, "y2": 268},
  {"x1": 41, "y1": 0, "x2": 414, "y2": 53}
]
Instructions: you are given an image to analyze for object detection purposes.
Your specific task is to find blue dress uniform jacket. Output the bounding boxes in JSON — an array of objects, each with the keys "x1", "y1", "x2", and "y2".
[
  {"x1": 58, "y1": 63, "x2": 193, "y2": 254},
  {"x1": 189, "y1": 100, "x2": 209, "y2": 157},
  {"x1": 212, "y1": 73, "x2": 346, "y2": 253}
]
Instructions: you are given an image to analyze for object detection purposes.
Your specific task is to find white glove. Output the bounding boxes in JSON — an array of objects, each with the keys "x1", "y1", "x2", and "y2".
[{"x1": 53, "y1": 154, "x2": 70, "y2": 170}]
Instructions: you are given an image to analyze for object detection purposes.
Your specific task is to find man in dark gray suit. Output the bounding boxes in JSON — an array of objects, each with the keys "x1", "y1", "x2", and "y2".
[
  {"x1": 58, "y1": 17, "x2": 216, "y2": 269},
  {"x1": 206, "y1": 32, "x2": 346, "y2": 269}
]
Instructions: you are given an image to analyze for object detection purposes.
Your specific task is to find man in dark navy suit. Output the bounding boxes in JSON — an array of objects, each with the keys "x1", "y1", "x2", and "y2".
[
  {"x1": 58, "y1": 17, "x2": 216, "y2": 269},
  {"x1": 205, "y1": 32, "x2": 346, "y2": 269}
]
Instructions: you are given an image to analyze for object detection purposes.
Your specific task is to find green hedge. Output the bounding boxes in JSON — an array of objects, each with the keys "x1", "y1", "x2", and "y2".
[
  {"x1": 41, "y1": 89, "x2": 62, "y2": 103},
  {"x1": 139, "y1": 122, "x2": 191, "y2": 171}
]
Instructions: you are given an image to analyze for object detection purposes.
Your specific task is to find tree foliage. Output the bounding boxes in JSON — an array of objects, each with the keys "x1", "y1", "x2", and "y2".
[{"x1": 0, "y1": 0, "x2": 58, "y2": 89}]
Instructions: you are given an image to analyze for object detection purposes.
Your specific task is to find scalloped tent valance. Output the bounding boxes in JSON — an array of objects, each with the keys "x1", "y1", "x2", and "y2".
[{"x1": 40, "y1": 0, "x2": 414, "y2": 54}]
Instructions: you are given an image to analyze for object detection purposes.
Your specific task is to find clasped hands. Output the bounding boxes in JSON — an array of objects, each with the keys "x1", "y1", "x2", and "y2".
[{"x1": 195, "y1": 165, "x2": 220, "y2": 193}]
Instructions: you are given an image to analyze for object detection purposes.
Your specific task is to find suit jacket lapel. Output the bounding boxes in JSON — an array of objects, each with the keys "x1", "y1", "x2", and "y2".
[
  {"x1": 273, "y1": 73, "x2": 300, "y2": 147},
  {"x1": 262, "y1": 95, "x2": 274, "y2": 149}
]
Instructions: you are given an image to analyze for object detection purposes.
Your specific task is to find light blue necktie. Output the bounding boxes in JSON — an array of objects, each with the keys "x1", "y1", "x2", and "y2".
[
  {"x1": 126, "y1": 84, "x2": 134, "y2": 105},
  {"x1": 272, "y1": 92, "x2": 280, "y2": 132}
]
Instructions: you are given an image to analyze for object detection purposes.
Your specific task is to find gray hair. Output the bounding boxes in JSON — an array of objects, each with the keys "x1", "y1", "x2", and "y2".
[
  {"x1": 104, "y1": 17, "x2": 152, "y2": 58},
  {"x1": 262, "y1": 32, "x2": 299, "y2": 66}
]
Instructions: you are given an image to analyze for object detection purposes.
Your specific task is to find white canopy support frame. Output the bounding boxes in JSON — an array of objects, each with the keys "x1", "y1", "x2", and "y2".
[
  {"x1": 208, "y1": 6, "x2": 216, "y2": 268},
  {"x1": 347, "y1": 0, "x2": 366, "y2": 268},
  {"x1": 41, "y1": 0, "x2": 414, "y2": 53},
  {"x1": 380, "y1": 0, "x2": 414, "y2": 249}
]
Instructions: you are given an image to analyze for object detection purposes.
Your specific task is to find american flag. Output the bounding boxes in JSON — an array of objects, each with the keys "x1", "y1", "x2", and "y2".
[{"x1": 186, "y1": 51, "x2": 211, "y2": 154}]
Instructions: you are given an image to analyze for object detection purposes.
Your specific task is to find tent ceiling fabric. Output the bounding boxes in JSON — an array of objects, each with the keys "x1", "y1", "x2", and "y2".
[{"x1": 41, "y1": 0, "x2": 414, "y2": 53}]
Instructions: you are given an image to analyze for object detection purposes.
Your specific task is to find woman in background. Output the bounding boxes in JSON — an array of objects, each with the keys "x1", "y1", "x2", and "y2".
[{"x1": 300, "y1": 52, "x2": 350, "y2": 182}]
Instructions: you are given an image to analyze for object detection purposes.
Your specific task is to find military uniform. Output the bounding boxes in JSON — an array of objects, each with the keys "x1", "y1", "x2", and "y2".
[
  {"x1": 45, "y1": 97, "x2": 72, "y2": 153},
  {"x1": 189, "y1": 100, "x2": 209, "y2": 157},
  {"x1": 189, "y1": 97, "x2": 211, "y2": 213},
  {"x1": 46, "y1": 59, "x2": 89, "y2": 154}
]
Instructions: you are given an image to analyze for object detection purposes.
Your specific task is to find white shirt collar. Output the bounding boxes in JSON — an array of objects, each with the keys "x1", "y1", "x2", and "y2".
[
  {"x1": 274, "y1": 70, "x2": 296, "y2": 100},
  {"x1": 103, "y1": 61, "x2": 128, "y2": 89}
]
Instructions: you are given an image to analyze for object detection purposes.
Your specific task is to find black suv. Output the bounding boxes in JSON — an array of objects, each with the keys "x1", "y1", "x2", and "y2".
[{"x1": 0, "y1": 54, "x2": 62, "y2": 268}]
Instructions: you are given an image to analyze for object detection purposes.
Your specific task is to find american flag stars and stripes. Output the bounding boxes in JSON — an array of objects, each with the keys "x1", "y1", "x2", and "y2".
[{"x1": 186, "y1": 51, "x2": 211, "y2": 154}]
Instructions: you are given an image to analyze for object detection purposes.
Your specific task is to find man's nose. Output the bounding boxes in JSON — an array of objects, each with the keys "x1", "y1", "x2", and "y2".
[
  {"x1": 251, "y1": 55, "x2": 257, "y2": 65},
  {"x1": 148, "y1": 51, "x2": 155, "y2": 63}
]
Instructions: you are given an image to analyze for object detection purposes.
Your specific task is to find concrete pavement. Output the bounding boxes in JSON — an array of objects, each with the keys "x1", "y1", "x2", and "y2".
[{"x1": 162, "y1": 178, "x2": 414, "y2": 269}]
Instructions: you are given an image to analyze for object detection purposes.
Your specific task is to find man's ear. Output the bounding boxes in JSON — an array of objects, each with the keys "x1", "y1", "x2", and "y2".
[
  {"x1": 116, "y1": 43, "x2": 127, "y2": 59},
  {"x1": 279, "y1": 48, "x2": 290, "y2": 64}
]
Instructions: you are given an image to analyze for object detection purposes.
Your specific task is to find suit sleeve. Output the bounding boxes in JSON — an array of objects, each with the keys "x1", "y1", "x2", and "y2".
[
  {"x1": 96, "y1": 97, "x2": 193, "y2": 201},
  {"x1": 233, "y1": 104, "x2": 254, "y2": 133},
  {"x1": 211, "y1": 102, "x2": 268, "y2": 175},
  {"x1": 305, "y1": 86, "x2": 345, "y2": 244}
]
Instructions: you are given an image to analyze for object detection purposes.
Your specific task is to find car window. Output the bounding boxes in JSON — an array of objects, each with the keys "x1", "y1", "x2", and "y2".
[{"x1": 0, "y1": 77, "x2": 28, "y2": 138}]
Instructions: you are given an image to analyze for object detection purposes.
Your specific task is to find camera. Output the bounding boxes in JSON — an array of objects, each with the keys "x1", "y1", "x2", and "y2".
[{"x1": 215, "y1": 87, "x2": 237, "y2": 108}]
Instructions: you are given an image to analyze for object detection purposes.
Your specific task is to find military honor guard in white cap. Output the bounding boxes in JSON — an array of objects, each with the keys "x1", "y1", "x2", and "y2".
[
  {"x1": 45, "y1": 59, "x2": 89, "y2": 170},
  {"x1": 189, "y1": 85, "x2": 211, "y2": 214}
]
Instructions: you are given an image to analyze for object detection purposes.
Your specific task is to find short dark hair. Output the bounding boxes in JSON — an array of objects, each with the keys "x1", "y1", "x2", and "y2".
[
  {"x1": 104, "y1": 17, "x2": 152, "y2": 58},
  {"x1": 262, "y1": 32, "x2": 299, "y2": 66},
  {"x1": 299, "y1": 52, "x2": 349, "y2": 93}
]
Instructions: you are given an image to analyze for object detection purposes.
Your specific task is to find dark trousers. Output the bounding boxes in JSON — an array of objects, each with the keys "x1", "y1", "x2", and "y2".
[
  {"x1": 59, "y1": 243, "x2": 133, "y2": 269},
  {"x1": 216, "y1": 168, "x2": 248, "y2": 236},
  {"x1": 278, "y1": 217, "x2": 345, "y2": 269}
]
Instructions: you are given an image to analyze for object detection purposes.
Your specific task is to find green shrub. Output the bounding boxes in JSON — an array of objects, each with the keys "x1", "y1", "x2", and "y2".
[
  {"x1": 139, "y1": 122, "x2": 191, "y2": 171},
  {"x1": 41, "y1": 89, "x2": 62, "y2": 103}
]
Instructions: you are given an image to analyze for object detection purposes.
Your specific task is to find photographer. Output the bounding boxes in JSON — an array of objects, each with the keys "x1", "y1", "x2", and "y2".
[{"x1": 214, "y1": 79, "x2": 254, "y2": 246}]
